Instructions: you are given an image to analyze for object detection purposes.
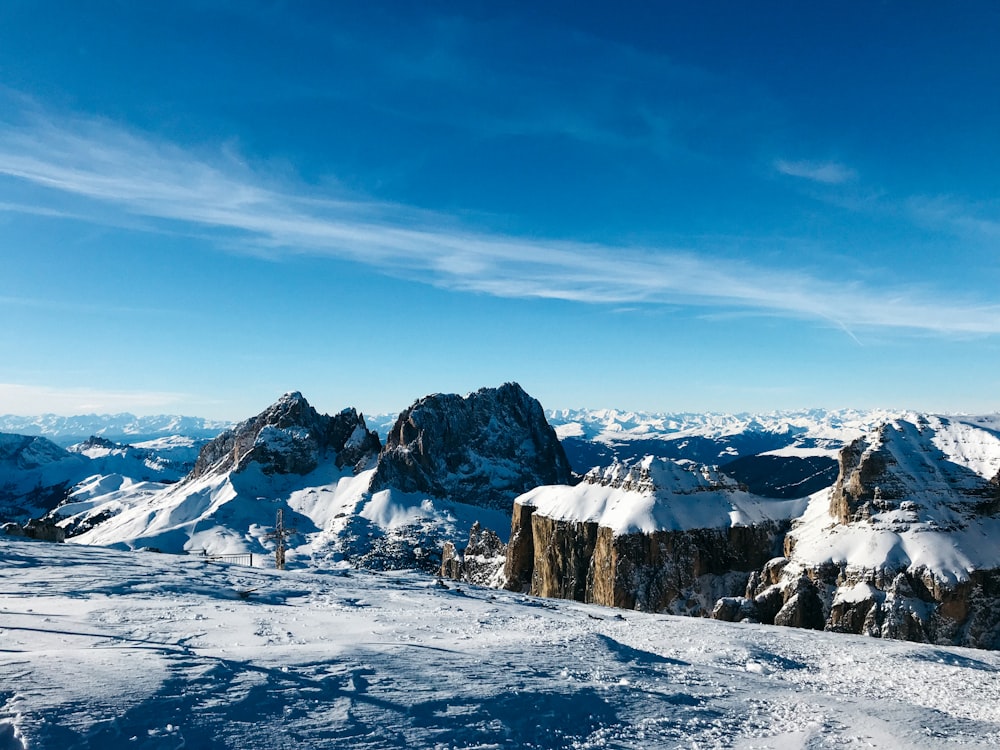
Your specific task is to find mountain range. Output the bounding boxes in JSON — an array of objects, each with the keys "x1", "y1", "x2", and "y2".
[{"x1": 3, "y1": 385, "x2": 999, "y2": 651}]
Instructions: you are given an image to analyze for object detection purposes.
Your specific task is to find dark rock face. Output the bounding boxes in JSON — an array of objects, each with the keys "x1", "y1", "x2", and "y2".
[
  {"x1": 828, "y1": 432, "x2": 893, "y2": 524},
  {"x1": 530, "y1": 515, "x2": 601, "y2": 603},
  {"x1": 370, "y1": 383, "x2": 572, "y2": 510},
  {"x1": 772, "y1": 576, "x2": 826, "y2": 630},
  {"x1": 504, "y1": 501, "x2": 537, "y2": 591},
  {"x1": 3, "y1": 518, "x2": 66, "y2": 542},
  {"x1": 189, "y1": 392, "x2": 381, "y2": 480},
  {"x1": 440, "y1": 521, "x2": 506, "y2": 585}
]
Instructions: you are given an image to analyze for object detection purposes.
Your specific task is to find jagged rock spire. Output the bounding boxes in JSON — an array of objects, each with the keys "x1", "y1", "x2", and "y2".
[{"x1": 190, "y1": 392, "x2": 381, "y2": 479}]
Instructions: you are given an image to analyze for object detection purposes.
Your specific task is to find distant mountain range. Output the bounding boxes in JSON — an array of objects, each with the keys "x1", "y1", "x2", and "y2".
[
  {"x1": 0, "y1": 413, "x2": 232, "y2": 446},
  {"x1": 3, "y1": 391, "x2": 1000, "y2": 650}
]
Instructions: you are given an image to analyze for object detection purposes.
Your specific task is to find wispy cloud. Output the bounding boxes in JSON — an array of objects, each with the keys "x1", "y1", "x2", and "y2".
[
  {"x1": 906, "y1": 195, "x2": 1000, "y2": 242},
  {"x1": 775, "y1": 159, "x2": 856, "y2": 185},
  {"x1": 0, "y1": 383, "x2": 189, "y2": 415},
  {"x1": 1, "y1": 108, "x2": 999, "y2": 337}
]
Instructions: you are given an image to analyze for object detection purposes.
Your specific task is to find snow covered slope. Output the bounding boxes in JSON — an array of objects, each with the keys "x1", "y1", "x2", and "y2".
[
  {"x1": 719, "y1": 415, "x2": 1000, "y2": 648},
  {"x1": 0, "y1": 433, "x2": 90, "y2": 520},
  {"x1": 55, "y1": 392, "x2": 386, "y2": 564},
  {"x1": 67, "y1": 436, "x2": 194, "y2": 482},
  {"x1": 519, "y1": 456, "x2": 806, "y2": 535},
  {"x1": 0, "y1": 431, "x2": 210, "y2": 525},
  {"x1": 3, "y1": 536, "x2": 1000, "y2": 749}
]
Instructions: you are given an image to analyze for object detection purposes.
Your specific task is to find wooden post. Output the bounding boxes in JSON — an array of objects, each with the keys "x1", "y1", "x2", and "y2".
[
  {"x1": 275, "y1": 509, "x2": 286, "y2": 570},
  {"x1": 265, "y1": 509, "x2": 295, "y2": 570}
]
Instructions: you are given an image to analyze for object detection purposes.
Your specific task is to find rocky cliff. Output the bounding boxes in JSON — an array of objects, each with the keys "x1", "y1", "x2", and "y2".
[
  {"x1": 370, "y1": 382, "x2": 572, "y2": 510},
  {"x1": 714, "y1": 415, "x2": 1000, "y2": 649},
  {"x1": 505, "y1": 456, "x2": 800, "y2": 615},
  {"x1": 190, "y1": 391, "x2": 381, "y2": 479}
]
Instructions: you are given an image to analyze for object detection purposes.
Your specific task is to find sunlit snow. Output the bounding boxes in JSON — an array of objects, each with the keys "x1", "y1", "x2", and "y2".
[{"x1": 2, "y1": 537, "x2": 1000, "y2": 748}]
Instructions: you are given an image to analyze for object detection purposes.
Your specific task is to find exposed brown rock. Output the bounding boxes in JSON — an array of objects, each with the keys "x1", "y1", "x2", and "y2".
[
  {"x1": 504, "y1": 501, "x2": 537, "y2": 591},
  {"x1": 513, "y1": 500, "x2": 787, "y2": 615}
]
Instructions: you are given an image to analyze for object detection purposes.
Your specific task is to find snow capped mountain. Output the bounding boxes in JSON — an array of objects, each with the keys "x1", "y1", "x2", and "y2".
[
  {"x1": 371, "y1": 382, "x2": 572, "y2": 510},
  {"x1": 53, "y1": 384, "x2": 567, "y2": 574},
  {"x1": 188, "y1": 391, "x2": 380, "y2": 480},
  {"x1": 10, "y1": 390, "x2": 1000, "y2": 651},
  {"x1": 714, "y1": 414, "x2": 1000, "y2": 648},
  {"x1": 0, "y1": 433, "x2": 90, "y2": 520},
  {"x1": 67, "y1": 435, "x2": 194, "y2": 482},
  {"x1": 0, "y1": 430, "x2": 208, "y2": 525},
  {"x1": 546, "y1": 406, "x2": 898, "y2": 446},
  {"x1": 547, "y1": 407, "x2": 907, "y2": 500},
  {"x1": 498, "y1": 412, "x2": 1000, "y2": 649},
  {"x1": 54, "y1": 391, "x2": 384, "y2": 560},
  {"x1": 0, "y1": 412, "x2": 230, "y2": 446}
]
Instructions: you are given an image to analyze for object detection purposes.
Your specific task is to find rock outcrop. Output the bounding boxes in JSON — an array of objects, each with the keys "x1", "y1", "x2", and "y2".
[
  {"x1": 440, "y1": 521, "x2": 506, "y2": 586},
  {"x1": 370, "y1": 382, "x2": 572, "y2": 510},
  {"x1": 3, "y1": 518, "x2": 67, "y2": 542},
  {"x1": 504, "y1": 456, "x2": 798, "y2": 615},
  {"x1": 715, "y1": 415, "x2": 1000, "y2": 649},
  {"x1": 190, "y1": 391, "x2": 381, "y2": 479}
]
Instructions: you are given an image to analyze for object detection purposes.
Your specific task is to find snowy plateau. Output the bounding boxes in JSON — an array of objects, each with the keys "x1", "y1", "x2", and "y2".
[{"x1": 3, "y1": 387, "x2": 1000, "y2": 747}]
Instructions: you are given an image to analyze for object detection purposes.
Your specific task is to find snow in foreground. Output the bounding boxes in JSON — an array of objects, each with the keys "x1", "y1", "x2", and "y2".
[{"x1": 2, "y1": 539, "x2": 1000, "y2": 749}]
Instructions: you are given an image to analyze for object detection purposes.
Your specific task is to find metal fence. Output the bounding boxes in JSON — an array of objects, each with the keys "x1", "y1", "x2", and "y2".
[{"x1": 197, "y1": 551, "x2": 255, "y2": 567}]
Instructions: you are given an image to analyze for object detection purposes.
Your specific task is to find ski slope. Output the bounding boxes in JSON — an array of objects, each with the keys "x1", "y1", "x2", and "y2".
[{"x1": 2, "y1": 537, "x2": 1000, "y2": 749}]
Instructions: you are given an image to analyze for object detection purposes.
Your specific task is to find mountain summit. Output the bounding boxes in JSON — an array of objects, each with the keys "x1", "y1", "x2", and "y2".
[
  {"x1": 370, "y1": 382, "x2": 572, "y2": 510},
  {"x1": 189, "y1": 391, "x2": 380, "y2": 479}
]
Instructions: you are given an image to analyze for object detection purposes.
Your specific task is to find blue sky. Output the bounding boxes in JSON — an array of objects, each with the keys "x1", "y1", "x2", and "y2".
[{"x1": 1, "y1": 1, "x2": 999, "y2": 420}]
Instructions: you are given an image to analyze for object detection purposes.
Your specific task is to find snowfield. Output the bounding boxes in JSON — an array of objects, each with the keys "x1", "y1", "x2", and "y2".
[
  {"x1": 517, "y1": 456, "x2": 809, "y2": 534},
  {"x1": 3, "y1": 538, "x2": 1000, "y2": 749}
]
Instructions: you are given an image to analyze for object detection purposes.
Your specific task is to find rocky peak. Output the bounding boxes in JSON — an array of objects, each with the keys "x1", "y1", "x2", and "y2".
[
  {"x1": 76, "y1": 435, "x2": 120, "y2": 451},
  {"x1": 583, "y1": 456, "x2": 744, "y2": 495},
  {"x1": 829, "y1": 416, "x2": 1000, "y2": 525},
  {"x1": 189, "y1": 392, "x2": 381, "y2": 480},
  {"x1": 720, "y1": 414, "x2": 1000, "y2": 649},
  {"x1": 369, "y1": 382, "x2": 572, "y2": 510}
]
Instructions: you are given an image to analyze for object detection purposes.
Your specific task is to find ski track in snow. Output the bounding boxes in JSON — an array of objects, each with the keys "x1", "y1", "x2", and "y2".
[{"x1": 2, "y1": 539, "x2": 1000, "y2": 749}]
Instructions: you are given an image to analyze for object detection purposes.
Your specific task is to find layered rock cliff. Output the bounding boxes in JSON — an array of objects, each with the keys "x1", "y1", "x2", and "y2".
[
  {"x1": 714, "y1": 415, "x2": 1000, "y2": 649},
  {"x1": 505, "y1": 456, "x2": 802, "y2": 615}
]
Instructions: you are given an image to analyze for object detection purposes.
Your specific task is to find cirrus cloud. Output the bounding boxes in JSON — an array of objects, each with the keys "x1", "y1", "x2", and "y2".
[{"x1": 0, "y1": 106, "x2": 998, "y2": 338}]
